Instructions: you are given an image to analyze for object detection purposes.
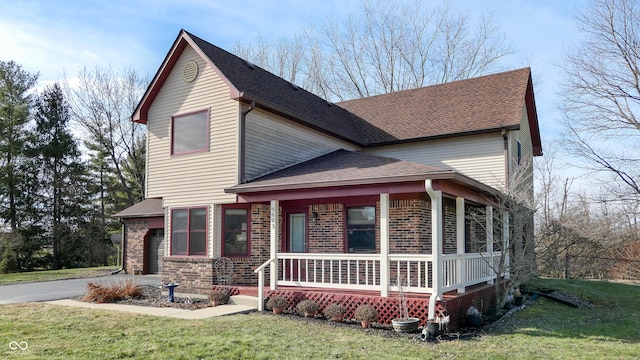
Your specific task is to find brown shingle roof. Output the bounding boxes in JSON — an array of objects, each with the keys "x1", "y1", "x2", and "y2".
[
  {"x1": 226, "y1": 150, "x2": 454, "y2": 193},
  {"x1": 113, "y1": 198, "x2": 164, "y2": 218},
  {"x1": 186, "y1": 31, "x2": 390, "y2": 146},
  {"x1": 337, "y1": 68, "x2": 533, "y2": 145}
]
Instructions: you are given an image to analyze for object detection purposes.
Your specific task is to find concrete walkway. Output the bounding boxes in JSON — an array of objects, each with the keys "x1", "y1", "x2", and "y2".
[{"x1": 46, "y1": 298, "x2": 257, "y2": 319}]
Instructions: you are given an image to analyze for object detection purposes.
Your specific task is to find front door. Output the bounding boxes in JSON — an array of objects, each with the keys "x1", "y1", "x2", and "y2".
[
  {"x1": 286, "y1": 212, "x2": 307, "y2": 281},
  {"x1": 288, "y1": 213, "x2": 306, "y2": 253}
]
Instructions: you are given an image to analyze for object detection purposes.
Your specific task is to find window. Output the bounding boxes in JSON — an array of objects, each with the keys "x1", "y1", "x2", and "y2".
[
  {"x1": 172, "y1": 111, "x2": 209, "y2": 155},
  {"x1": 346, "y1": 206, "x2": 376, "y2": 253},
  {"x1": 516, "y1": 140, "x2": 522, "y2": 166},
  {"x1": 171, "y1": 208, "x2": 207, "y2": 256},
  {"x1": 223, "y1": 207, "x2": 250, "y2": 257}
]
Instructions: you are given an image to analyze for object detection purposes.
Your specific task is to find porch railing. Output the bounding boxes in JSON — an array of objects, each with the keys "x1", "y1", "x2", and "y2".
[{"x1": 260, "y1": 251, "x2": 502, "y2": 295}]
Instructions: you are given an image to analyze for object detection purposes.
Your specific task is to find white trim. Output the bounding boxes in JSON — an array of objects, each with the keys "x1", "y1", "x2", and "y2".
[
  {"x1": 486, "y1": 206, "x2": 494, "y2": 285},
  {"x1": 456, "y1": 197, "x2": 466, "y2": 293},
  {"x1": 380, "y1": 193, "x2": 390, "y2": 297},
  {"x1": 270, "y1": 200, "x2": 279, "y2": 290}
]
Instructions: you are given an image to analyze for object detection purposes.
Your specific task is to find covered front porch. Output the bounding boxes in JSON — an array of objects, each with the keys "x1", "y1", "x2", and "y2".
[
  {"x1": 229, "y1": 189, "x2": 507, "y2": 323},
  {"x1": 223, "y1": 151, "x2": 510, "y2": 325}
]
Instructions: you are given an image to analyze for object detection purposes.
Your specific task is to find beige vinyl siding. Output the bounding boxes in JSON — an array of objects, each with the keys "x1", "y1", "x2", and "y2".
[
  {"x1": 146, "y1": 45, "x2": 239, "y2": 208},
  {"x1": 508, "y1": 104, "x2": 535, "y2": 201},
  {"x1": 244, "y1": 107, "x2": 360, "y2": 180},
  {"x1": 509, "y1": 104, "x2": 533, "y2": 174},
  {"x1": 364, "y1": 133, "x2": 506, "y2": 188}
]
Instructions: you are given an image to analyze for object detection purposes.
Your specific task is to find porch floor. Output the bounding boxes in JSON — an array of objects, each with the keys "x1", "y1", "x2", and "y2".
[{"x1": 212, "y1": 282, "x2": 500, "y2": 329}]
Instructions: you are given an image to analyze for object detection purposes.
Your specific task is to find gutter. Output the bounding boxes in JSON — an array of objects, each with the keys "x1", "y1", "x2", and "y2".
[{"x1": 239, "y1": 101, "x2": 255, "y2": 184}]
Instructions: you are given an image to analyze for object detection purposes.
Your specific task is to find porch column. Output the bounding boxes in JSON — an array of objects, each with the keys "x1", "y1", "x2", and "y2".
[
  {"x1": 486, "y1": 205, "x2": 494, "y2": 285},
  {"x1": 380, "y1": 193, "x2": 390, "y2": 297},
  {"x1": 456, "y1": 197, "x2": 466, "y2": 293},
  {"x1": 425, "y1": 180, "x2": 443, "y2": 298},
  {"x1": 503, "y1": 210, "x2": 510, "y2": 279},
  {"x1": 270, "y1": 200, "x2": 279, "y2": 290}
]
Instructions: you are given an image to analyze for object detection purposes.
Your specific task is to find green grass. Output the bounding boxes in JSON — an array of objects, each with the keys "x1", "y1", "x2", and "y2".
[
  {"x1": 0, "y1": 266, "x2": 117, "y2": 285},
  {"x1": 0, "y1": 278, "x2": 639, "y2": 359}
]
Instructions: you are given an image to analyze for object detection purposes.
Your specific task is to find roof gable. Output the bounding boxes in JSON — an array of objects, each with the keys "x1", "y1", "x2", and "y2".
[
  {"x1": 338, "y1": 68, "x2": 542, "y2": 154},
  {"x1": 132, "y1": 30, "x2": 239, "y2": 124}
]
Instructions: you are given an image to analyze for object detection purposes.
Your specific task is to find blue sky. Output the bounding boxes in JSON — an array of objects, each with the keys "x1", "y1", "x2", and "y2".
[{"x1": 0, "y1": 0, "x2": 587, "y2": 144}]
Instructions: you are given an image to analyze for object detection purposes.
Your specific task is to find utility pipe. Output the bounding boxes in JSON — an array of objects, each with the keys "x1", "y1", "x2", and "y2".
[
  {"x1": 239, "y1": 101, "x2": 255, "y2": 184},
  {"x1": 111, "y1": 219, "x2": 126, "y2": 275}
]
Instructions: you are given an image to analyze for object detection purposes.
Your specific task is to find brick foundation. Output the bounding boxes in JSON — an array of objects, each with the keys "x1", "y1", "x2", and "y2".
[{"x1": 161, "y1": 256, "x2": 214, "y2": 294}]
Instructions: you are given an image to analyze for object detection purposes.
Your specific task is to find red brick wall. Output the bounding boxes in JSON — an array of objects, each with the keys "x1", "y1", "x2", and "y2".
[
  {"x1": 443, "y1": 198, "x2": 458, "y2": 254},
  {"x1": 227, "y1": 204, "x2": 271, "y2": 286},
  {"x1": 308, "y1": 204, "x2": 344, "y2": 253},
  {"x1": 123, "y1": 219, "x2": 149, "y2": 274},
  {"x1": 389, "y1": 199, "x2": 431, "y2": 254},
  {"x1": 161, "y1": 256, "x2": 213, "y2": 294}
]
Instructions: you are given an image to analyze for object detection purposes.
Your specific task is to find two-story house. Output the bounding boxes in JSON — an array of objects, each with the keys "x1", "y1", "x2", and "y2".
[{"x1": 114, "y1": 30, "x2": 542, "y2": 327}]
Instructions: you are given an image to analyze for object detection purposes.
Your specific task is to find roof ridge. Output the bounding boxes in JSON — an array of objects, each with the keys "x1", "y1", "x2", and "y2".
[{"x1": 337, "y1": 67, "x2": 531, "y2": 105}]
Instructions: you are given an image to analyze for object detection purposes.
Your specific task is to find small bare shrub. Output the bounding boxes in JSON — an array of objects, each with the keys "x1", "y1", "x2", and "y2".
[
  {"x1": 323, "y1": 303, "x2": 346, "y2": 320},
  {"x1": 296, "y1": 299, "x2": 319, "y2": 317},
  {"x1": 208, "y1": 289, "x2": 230, "y2": 306},
  {"x1": 82, "y1": 280, "x2": 143, "y2": 303}
]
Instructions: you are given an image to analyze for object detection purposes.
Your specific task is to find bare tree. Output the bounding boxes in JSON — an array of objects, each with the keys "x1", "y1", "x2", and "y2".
[
  {"x1": 63, "y1": 66, "x2": 147, "y2": 210},
  {"x1": 233, "y1": 0, "x2": 512, "y2": 101},
  {"x1": 467, "y1": 156, "x2": 537, "y2": 313},
  {"x1": 560, "y1": 0, "x2": 640, "y2": 199}
]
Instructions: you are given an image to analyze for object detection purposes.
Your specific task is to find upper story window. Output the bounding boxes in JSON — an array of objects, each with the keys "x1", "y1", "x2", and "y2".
[
  {"x1": 222, "y1": 206, "x2": 250, "y2": 257},
  {"x1": 171, "y1": 207, "x2": 208, "y2": 256},
  {"x1": 171, "y1": 110, "x2": 209, "y2": 155},
  {"x1": 516, "y1": 140, "x2": 522, "y2": 166},
  {"x1": 346, "y1": 206, "x2": 376, "y2": 253}
]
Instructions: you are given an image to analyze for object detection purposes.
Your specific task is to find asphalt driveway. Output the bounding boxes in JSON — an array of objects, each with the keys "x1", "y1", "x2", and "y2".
[{"x1": 0, "y1": 274, "x2": 161, "y2": 304}]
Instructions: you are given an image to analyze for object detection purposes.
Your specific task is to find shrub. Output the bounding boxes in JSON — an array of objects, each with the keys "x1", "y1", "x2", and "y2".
[
  {"x1": 296, "y1": 299, "x2": 319, "y2": 316},
  {"x1": 323, "y1": 303, "x2": 346, "y2": 319},
  {"x1": 266, "y1": 296, "x2": 288, "y2": 310},
  {"x1": 354, "y1": 304, "x2": 378, "y2": 322},
  {"x1": 208, "y1": 289, "x2": 230, "y2": 305},
  {"x1": 82, "y1": 280, "x2": 143, "y2": 303}
]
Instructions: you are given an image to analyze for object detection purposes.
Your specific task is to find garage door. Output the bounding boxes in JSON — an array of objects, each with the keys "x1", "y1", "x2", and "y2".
[{"x1": 147, "y1": 229, "x2": 165, "y2": 274}]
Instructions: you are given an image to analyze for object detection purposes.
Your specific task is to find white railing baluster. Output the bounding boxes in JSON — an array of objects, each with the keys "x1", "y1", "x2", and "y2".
[{"x1": 265, "y1": 252, "x2": 499, "y2": 294}]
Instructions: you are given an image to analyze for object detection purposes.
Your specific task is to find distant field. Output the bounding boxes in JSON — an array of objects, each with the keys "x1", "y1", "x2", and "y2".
[
  {"x1": 1, "y1": 278, "x2": 638, "y2": 359},
  {"x1": 0, "y1": 266, "x2": 116, "y2": 285}
]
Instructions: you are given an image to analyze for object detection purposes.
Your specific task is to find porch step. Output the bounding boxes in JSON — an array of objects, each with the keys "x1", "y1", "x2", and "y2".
[{"x1": 230, "y1": 295, "x2": 259, "y2": 308}]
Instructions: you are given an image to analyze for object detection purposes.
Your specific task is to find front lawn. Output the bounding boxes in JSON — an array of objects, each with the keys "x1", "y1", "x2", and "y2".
[
  {"x1": 0, "y1": 266, "x2": 116, "y2": 285},
  {"x1": 1, "y1": 278, "x2": 639, "y2": 359}
]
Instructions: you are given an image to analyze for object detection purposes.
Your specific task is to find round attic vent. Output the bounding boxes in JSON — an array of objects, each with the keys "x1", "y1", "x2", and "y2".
[{"x1": 183, "y1": 61, "x2": 198, "y2": 83}]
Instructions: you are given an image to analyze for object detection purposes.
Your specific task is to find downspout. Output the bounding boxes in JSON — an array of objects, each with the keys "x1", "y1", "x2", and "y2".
[
  {"x1": 425, "y1": 179, "x2": 441, "y2": 321},
  {"x1": 111, "y1": 219, "x2": 126, "y2": 275},
  {"x1": 502, "y1": 128, "x2": 509, "y2": 188},
  {"x1": 239, "y1": 101, "x2": 255, "y2": 184}
]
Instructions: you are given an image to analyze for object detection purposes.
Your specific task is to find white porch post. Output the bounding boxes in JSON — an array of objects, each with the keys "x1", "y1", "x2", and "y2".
[
  {"x1": 270, "y1": 200, "x2": 279, "y2": 290},
  {"x1": 503, "y1": 210, "x2": 510, "y2": 279},
  {"x1": 456, "y1": 197, "x2": 466, "y2": 293},
  {"x1": 486, "y1": 205, "x2": 494, "y2": 285},
  {"x1": 426, "y1": 180, "x2": 443, "y2": 320},
  {"x1": 380, "y1": 193, "x2": 390, "y2": 297}
]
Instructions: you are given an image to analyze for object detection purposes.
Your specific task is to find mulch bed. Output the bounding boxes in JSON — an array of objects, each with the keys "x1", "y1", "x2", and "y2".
[{"x1": 82, "y1": 284, "x2": 592, "y2": 342}]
